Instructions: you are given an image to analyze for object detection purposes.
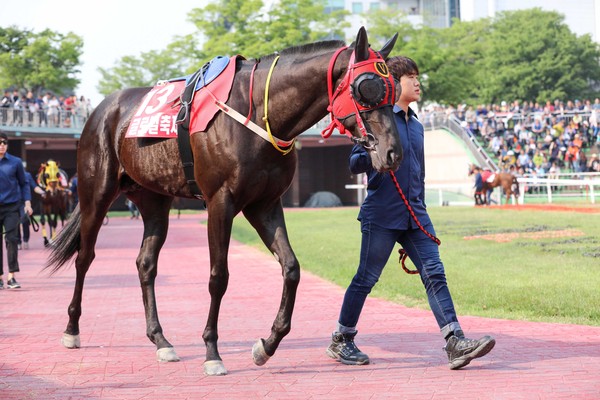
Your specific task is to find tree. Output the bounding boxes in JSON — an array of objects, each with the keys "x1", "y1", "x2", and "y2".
[
  {"x1": 97, "y1": 40, "x2": 200, "y2": 95},
  {"x1": 479, "y1": 8, "x2": 600, "y2": 104},
  {"x1": 188, "y1": 0, "x2": 348, "y2": 58},
  {"x1": 0, "y1": 26, "x2": 83, "y2": 96},
  {"x1": 97, "y1": 0, "x2": 349, "y2": 96}
]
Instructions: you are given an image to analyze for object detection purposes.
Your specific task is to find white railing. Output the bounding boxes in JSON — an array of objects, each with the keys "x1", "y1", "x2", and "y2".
[
  {"x1": 0, "y1": 108, "x2": 89, "y2": 129},
  {"x1": 517, "y1": 176, "x2": 600, "y2": 204},
  {"x1": 347, "y1": 175, "x2": 600, "y2": 206}
]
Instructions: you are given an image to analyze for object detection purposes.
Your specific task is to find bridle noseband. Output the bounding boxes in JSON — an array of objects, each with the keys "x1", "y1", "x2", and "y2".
[{"x1": 321, "y1": 46, "x2": 396, "y2": 148}]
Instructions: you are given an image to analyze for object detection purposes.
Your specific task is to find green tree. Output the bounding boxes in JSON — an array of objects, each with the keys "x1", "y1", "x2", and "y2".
[
  {"x1": 97, "y1": 40, "x2": 199, "y2": 95},
  {"x1": 188, "y1": 0, "x2": 348, "y2": 57},
  {"x1": 97, "y1": 0, "x2": 349, "y2": 96},
  {"x1": 0, "y1": 26, "x2": 83, "y2": 96},
  {"x1": 479, "y1": 8, "x2": 600, "y2": 104}
]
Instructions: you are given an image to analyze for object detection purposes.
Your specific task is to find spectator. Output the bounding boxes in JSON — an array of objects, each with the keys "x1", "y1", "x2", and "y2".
[
  {"x1": 1, "y1": 90, "x2": 11, "y2": 124},
  {"x1": 47, "y1": 94, "x2": 60, "y2": 126}
]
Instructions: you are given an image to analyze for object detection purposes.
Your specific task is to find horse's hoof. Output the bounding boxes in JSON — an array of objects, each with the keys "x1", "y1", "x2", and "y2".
[
  {"x1": 156, "y1": 347, "x2": 180, "y2": 362},
  {"x1": 252, "y1": 339, "x2": 271, "y2": 366},
  {"x1": 203, "y1": 360, "x2": 228, "y2": 376},
  {"x1": 61, "y1": 333, "x2": 80, "y2": 348}
]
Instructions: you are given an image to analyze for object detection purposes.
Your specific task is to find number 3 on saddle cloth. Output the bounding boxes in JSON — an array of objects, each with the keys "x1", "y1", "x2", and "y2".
[{"x1": 125, "y1": 55, "x2": 237, "y2": 139}]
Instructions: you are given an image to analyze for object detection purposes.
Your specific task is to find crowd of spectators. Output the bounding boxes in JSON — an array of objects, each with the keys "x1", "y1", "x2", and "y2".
[
  {"x1": 424, "y1": 98, "x2": 600, "y2": 178},
  {"x1": 1, "y1": 88, "x2": 93, "y2": 129}
]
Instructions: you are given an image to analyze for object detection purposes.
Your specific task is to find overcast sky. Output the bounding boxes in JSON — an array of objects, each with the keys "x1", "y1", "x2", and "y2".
[{"x1": 0, "y1": 0, "x2": 207, "y2": 106}]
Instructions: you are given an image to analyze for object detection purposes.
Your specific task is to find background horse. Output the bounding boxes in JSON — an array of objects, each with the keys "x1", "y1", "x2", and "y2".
[
  {"x1": 37, "y1": 161, "x2": 69, "y2": 246},
  {"x1": 468, "y1": 164, "x2": 520, "y2": 205},
  {"x1": 46, "y1": 28, "x2": 402, "y2": 376}
]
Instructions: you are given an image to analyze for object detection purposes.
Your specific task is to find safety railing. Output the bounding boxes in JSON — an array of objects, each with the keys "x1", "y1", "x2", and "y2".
[{"x1": 0, "y1": 108, "x2": 90, "y2": 129}]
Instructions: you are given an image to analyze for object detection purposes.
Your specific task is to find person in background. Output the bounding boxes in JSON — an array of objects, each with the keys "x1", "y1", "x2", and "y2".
[
  {"x1": 325, "y1": 56, "x2": 495, "y2": 370},
  {"x1": 126, "y1": 199, "x2": 140, "y2": 219},
  {"x1": 0, "y1": 133, "x2": 33, "y2": 289},
  {"x1": 68, "y1": 173, "x2": 78, "y2": 213},
  {"x1": 18, "y1": 168, "x2": 45, "y2": 250}
]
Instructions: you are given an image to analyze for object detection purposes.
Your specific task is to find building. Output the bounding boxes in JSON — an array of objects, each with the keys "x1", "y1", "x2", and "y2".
[{"x1": 339, "y1": 0, "x2": 599, "y2": 41}]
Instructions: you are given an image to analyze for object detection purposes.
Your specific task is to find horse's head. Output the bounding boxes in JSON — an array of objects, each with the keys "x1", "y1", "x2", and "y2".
[
  {"x1": 325, "y1": 27, "x2": 402, "y2": 172},
  {"x1": 44, "y1": 160, "x2": 61, "y2": 184}
]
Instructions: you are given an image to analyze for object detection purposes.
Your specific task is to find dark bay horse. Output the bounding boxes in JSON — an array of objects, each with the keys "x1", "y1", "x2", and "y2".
[
  {"x1": 37, "y1": 161, "x2": 69, "y2": 246},
  {"x1": 46, "y1": 27, "x2": 402, "y2": 376},
  {"x1": 468, "y1": 164, "x2": 520, "y2": 205}
]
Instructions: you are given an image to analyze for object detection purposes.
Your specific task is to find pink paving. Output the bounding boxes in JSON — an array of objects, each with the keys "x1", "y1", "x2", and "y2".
[{"x1": 1, "y1": 213, "x2": 599, "y2": 399}]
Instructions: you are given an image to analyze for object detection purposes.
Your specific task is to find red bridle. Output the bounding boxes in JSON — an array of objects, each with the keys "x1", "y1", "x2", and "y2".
[{"x1": 321, "y1": 46, "x2": 396, "y2": 143}]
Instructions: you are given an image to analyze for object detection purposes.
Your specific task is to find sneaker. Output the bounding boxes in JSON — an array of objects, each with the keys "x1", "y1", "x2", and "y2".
[
  {"x1": 444, "y1": 334, "x2": 495, "y2": 370},
  {"x1": 23, "y1": 242, "x2": 29, "y2": 250},
  {"x1": 7, "y1": 278, "x2": 21, "y2": 289},
  {"x1": 326, "y1": 331, "x2": 370, "y2": 365}
]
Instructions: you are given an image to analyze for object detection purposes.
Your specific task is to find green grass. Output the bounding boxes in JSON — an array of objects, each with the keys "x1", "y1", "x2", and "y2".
[{"x1": 231, "y1": 206, "x2": 600, "y2": 326}]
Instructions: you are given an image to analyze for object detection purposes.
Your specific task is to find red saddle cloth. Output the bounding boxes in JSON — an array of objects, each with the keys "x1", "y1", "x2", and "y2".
[
  {"x1": 481, "y1": 170, "x2": 495, "y2": 183},
  {"x1": 125, "y1": 56, "x2": 238, "y2": 138}
]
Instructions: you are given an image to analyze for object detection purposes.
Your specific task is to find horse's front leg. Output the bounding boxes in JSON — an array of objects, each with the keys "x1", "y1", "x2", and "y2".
[
  {"x1": 40, "y1": 213, "x2": 49, "y2": 247},
  {"x1": 202, "y1": 194, "x2": 236, "y2": 376},
  {"x1": 50, "y1": 213, "x2": 58, "y2": 240},
  {"x1": 243, "y1": 203, "x2": 300, "y2": 366},
  {"x1": 130, "y1": 191, "x2": 178, "y2": 362}
]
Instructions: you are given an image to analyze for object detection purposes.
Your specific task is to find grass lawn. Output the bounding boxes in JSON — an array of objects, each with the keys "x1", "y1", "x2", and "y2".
[{"x1": 231, "y1": 206, "x2": 600, "y2": 326}]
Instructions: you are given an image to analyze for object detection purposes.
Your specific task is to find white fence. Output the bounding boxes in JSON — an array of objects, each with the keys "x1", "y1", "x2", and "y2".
[
  {"x1": 428, "y1": 175, "x2": 600, "y2": 206},
  {"x1": 348, "y1": 173, "x2": 600, "y2": 206}
]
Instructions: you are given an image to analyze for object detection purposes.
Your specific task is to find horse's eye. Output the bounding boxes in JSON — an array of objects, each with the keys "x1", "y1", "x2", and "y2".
[{"x1": 351, "y1": 73, "x2": 387, "y2": 108}]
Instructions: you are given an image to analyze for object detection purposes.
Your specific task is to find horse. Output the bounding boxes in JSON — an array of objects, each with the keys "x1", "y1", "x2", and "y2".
[
  {"x1": 468, "y1": 163, "x2": 520, "y2": 205},
  {"x1": 45, "y1": 27, "x2": 403, "y2": 376},
  {"x1": 37, "y1": 160, "x2": 69, "y2": 246}
]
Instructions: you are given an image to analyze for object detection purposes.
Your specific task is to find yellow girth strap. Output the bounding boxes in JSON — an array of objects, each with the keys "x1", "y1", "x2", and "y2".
[{"x1": 262, "y1": 55, "x2": 295, "y2": 155}]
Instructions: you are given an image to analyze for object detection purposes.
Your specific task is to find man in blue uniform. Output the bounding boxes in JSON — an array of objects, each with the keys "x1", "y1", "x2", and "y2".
[
  {"x1": 0, "y1": 133, "x2": 33, "y2": 289},
  {"x1": 326, "y1": 57, "x2": 495, "y2": 370}
]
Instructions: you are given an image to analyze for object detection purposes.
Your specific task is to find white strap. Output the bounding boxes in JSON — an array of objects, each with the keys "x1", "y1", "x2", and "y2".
[{"x1": 212, "y1": 99, "x2": 294, "y2": 148}]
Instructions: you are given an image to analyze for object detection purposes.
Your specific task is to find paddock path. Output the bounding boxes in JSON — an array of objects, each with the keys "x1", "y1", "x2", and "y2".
[{"x1": 1, "y1": 213, "x2": 599, "y2": 399}]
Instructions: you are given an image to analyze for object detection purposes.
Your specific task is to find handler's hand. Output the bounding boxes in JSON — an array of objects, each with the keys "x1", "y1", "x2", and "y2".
[{"x1": 24, "y1": 202, "x2": 33, "y2": 216}]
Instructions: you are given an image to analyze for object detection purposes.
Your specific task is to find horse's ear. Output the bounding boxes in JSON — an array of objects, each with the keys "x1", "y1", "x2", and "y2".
[
  {"x1": 354, "y1": 26, "x2": 370, "y2": 62},
  {"x1": 379, "y1": 33, "x2": 398, "y2": 60}
]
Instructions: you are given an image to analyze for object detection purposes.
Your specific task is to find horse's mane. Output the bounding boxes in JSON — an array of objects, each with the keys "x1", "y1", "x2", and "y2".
[{"x1": 257, "y1": 40, "x2": 346, "y2": 63}]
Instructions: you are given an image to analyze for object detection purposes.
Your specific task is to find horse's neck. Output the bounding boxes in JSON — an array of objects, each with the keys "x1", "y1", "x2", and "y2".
[{"x1": 253, "y1": 50, "x2": 350, "y2": 141}]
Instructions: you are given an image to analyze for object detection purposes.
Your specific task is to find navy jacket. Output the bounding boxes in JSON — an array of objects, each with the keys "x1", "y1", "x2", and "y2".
[
  {"x1": 0, "y1": 152, "x2": 31, "y2": 205},
  {"x1": 350, "y1": 105, "x2": 431, "y2": 230}
]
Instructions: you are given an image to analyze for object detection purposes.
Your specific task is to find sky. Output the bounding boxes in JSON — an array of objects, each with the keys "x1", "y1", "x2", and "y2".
[{"x1": 0, "y1": 0, "x2": 208, "y2": 107}]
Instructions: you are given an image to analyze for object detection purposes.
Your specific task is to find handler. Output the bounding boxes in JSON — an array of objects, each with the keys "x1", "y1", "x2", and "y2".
[
  {"x1": 326, "y1": 56, "x2": 495, "y2": 370},
  {"x1": 0, "y1": 133, "x2": 33, "y2": 289}
]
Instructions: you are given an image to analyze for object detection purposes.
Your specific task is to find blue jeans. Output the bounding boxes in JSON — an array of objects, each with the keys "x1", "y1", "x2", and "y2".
[{"x1": 338, "y1": 220, "x2": 461, "y2": 338}]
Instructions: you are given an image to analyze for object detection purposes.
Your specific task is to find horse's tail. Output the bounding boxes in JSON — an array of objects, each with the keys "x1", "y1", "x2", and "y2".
[{"x1": 45, "y1": 204, "x2": 82, "y2": 274}]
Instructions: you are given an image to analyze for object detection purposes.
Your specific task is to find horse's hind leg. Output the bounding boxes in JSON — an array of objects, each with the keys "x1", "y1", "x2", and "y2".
[
  {"x1": 62, "y1": 152, "x2": 120, "y2": 349},
  {"x1": 127, "y1": 190, "x2": 178, "y2": 362},
  {"x1": 243, "y1": 203, "x2": 300, "y2": 366}
]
